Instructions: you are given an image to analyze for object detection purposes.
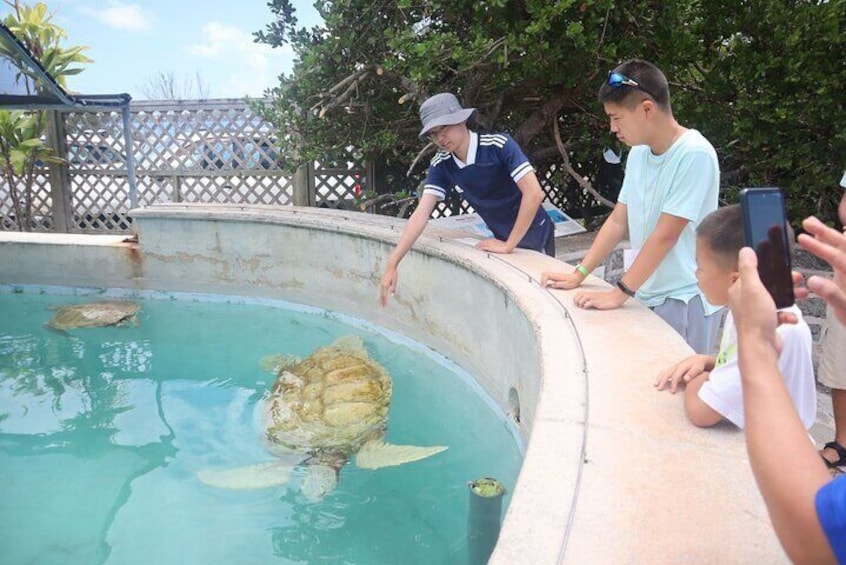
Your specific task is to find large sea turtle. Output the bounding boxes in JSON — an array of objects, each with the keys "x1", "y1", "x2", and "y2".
[
  {"x1": 46, "y1": 300, "x2": 140, "y2": 331},
  {"x1": 198, "y1": 336, "x2": 448, "y2": 500}
]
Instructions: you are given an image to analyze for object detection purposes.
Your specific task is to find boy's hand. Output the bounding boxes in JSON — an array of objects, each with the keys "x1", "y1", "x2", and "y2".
[
  {"x1": 573, "y1": 288, "x2": 628, "y2": 310},
  {"x1": 476, "y1": 238, "x2": 514, "y2": 254},
  {"x1": 541, "y1": 269, "x2": 586, "y2": 290},
  {"x1": 380, "y1": 266, "x2": 398, "y2": 307},
  {"x1": 654, "y1": 354, "x2": 713, "y2": 394}
]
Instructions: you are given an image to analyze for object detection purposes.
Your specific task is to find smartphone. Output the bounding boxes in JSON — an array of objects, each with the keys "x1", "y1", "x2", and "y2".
[{"x1": 739, "y1": 187, "x2": 795, "y2": 308}]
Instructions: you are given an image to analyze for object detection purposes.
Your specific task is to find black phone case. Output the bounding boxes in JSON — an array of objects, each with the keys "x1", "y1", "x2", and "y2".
[{"x1": 740, "y1": 187, "x2": 795, "y2": 308}]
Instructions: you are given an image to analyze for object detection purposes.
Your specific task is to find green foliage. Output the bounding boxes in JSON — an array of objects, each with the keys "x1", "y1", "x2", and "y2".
[
  {"x1": 0, "y1": 110, "x2": 55, "y2": 174},
  {"x1": 0, "y1": 1, "x2": 92, "y2": 231},
  {"x1": 255, "y1": 0, "x2": 846, "y2": 225},
  {"x1": 1, "y1": 1, "x2": 92, "y2": 85},
  {"x1": 686, "y1": 0, "x2": 846, "y2": 225}
]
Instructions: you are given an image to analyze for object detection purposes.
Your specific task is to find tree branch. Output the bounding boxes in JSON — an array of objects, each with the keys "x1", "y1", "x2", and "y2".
[
  {"x1": 407, "y1": 142, "x2": 436, "y2": 177},
  {"x1": 311, "y1": 65, "x2": 379, "y2": 118},
  {"x1": 529, "y1": 145, "x2": 564, "y2": 165},
  {"x1": 513, "y1": 92, "x2": 571, "y2": 147},
  {"x1": 318, "y1": 71, "x2": 371, "y2": 118},
  {"x1": 553, "y1": 116, "x2": 614, "y2": 209}
]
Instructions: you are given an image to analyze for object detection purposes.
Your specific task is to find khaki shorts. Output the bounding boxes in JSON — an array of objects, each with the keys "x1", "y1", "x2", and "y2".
[{"x1": 819, "y1": 303, "x2": 846, "y2": 389}]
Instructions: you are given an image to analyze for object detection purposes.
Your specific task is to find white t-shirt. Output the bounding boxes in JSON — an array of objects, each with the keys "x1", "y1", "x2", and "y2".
[{"x1": 698, "y1": 305, "x2": 816, "y2": 429}]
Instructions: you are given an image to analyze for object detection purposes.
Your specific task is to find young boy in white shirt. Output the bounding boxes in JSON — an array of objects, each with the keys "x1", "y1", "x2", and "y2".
[{"x1": 654, "y1": 204, "x2": 816, "y2": 429}]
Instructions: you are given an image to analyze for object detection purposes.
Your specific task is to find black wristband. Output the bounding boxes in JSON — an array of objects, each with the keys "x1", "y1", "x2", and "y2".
[{"x1": 616, "y1": 280, "x2": 636, "y2": 298}]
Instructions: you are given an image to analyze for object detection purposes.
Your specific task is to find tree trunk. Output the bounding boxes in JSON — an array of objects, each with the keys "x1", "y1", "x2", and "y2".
[{"x1": 512, "y1": 92, "x2": 572, "y2": 147}]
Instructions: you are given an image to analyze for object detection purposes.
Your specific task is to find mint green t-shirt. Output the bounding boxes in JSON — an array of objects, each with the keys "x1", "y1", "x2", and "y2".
[{"x1": 617, "y1": 129, "x2": 720, "y2": 312}]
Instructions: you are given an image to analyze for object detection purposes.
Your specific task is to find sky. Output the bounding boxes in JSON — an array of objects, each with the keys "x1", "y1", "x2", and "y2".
[{"x1": 1, "y1": 0, "x2": 322, "y2": 100}]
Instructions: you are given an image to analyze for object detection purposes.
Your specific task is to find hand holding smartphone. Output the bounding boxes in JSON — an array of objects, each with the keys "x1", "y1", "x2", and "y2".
[{"x1": 740, "y1": 187, "x2": 795, "y2": 309}]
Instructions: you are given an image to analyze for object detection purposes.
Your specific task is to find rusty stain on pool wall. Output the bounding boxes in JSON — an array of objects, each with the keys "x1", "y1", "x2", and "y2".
[{"x1": 125, "y1": 242, "x2": 144, "y2": 281}]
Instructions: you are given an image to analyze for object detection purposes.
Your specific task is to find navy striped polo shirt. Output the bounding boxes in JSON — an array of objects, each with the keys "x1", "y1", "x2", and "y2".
[{"x1": 423, "y1": 132, "x2": 553, "y2": 251}]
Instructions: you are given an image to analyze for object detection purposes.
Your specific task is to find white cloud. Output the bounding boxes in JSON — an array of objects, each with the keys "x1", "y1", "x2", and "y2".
[
  {"x1": 186, "y1": 22, "x2": 295, "y2": 98},
  {"x1": 80, "y1": 1, "x2": 154, "y2": 32}
]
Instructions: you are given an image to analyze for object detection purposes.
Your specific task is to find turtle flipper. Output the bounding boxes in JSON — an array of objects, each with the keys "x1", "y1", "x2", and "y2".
[
  {"x1": 197, "y1": 461, "x2": 294, "y2": 489},
  {"x1": 354, "y1": 441, "x2": 447, "y2": 469}
]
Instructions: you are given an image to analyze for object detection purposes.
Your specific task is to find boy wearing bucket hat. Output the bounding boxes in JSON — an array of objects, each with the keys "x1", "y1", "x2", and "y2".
[{"x1": 380, "y1": 92, "x2": 554, "y2": 307}]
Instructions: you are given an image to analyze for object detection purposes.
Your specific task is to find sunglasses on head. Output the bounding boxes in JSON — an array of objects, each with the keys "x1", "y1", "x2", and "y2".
[{"x1": 607, "y1": 72, "x2": 657, "y2": 101}]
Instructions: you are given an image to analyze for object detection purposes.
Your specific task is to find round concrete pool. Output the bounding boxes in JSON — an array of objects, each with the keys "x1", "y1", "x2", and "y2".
[{"x1": 0, "y1": 204, "x2": 788, "y2": 563}]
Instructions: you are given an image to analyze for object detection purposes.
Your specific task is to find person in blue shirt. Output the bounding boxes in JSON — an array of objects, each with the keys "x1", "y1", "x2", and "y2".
[
  {"x1": 380, "y1": 92, "x2": 554, "y2": 306},
  {"x1": 730, "y1": 213, "x2": 846, "y2": 564}
]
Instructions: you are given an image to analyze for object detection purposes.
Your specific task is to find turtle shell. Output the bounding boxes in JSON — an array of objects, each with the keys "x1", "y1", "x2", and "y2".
[
  {"x1": 264, "y1": 338, "x2": 392, "y2": 455},
  {"x1": 47, "y1": 300, "x2": 140, "y2": 330}
]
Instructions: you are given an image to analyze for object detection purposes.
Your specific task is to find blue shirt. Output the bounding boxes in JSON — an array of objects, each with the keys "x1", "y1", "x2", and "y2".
[
  {"x1": 422, "y1": 132, "x2": 553, "y2": 252},
  {"x1": 816, "y1": 478, "x2": 846, "y2": 562},
  {"x1": 617, "y1": 129, "x2": 720, "y2": 312}
]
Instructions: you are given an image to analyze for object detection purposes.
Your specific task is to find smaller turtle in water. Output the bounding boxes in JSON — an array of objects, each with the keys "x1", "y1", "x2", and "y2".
[
  {"x1": 198, "y1": 336, "x2": 448, "y2": 501},
  {"x1": 46, "y1": 300, "x2": 140, "y2": 331}
]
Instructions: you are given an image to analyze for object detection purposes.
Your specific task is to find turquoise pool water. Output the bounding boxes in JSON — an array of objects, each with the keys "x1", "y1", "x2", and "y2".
[{"x1": 0, "y1": 289, "x2": 523, "y2": 565}]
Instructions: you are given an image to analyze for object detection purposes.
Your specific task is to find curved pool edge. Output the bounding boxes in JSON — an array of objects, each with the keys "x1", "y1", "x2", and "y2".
[{"x1": 0, "y1": 204, "x2": 787, "y2": 563}]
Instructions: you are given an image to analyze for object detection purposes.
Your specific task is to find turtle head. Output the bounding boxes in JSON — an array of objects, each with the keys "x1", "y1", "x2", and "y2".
[
  {"x1": 301, "y1": 463, "x2": 340, "y2": 502},
  {"x1": 258, "y1": 353, "x2": 301, "y2": 373}
]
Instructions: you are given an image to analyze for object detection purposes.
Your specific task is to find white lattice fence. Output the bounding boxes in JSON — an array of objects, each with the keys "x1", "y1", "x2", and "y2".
[
  {"x1": 310, "y1": 145, "x2": 369, "y2": 208},
  {"x1": 51, "y1": 100, "x2": 297, "y2": 233},
  {"x1": 3, "y1": 100, "x2": 571, "y2": 232}
]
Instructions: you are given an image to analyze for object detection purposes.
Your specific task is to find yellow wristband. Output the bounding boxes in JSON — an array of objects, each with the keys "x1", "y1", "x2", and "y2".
[{"x1": 575, "y1": 264, "x2": 589, "y2": 277}]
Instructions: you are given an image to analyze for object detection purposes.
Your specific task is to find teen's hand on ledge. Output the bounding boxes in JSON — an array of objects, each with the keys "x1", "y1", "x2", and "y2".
[
  {"x1": 541, "y1": 269, "x2": 584, "y2": 290},
  {"x1": 475, "y1": 238, "x2": 514, "y2": 254},
  {"x1": 654, "y1": 354, "x2": 712, "y2": 394},
  {"x1": 573, "y1": 287, "x2": 628, "y2": 310}
]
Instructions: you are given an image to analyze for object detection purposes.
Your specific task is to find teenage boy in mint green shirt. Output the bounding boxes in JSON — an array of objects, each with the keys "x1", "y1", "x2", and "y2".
[{"x1": 541, "y1": 59, "x2": 720, "y2": 354}]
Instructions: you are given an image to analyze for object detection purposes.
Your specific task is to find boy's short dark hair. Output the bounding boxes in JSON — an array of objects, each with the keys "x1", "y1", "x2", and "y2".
[
  {"x1": 598, "y1": 59, "x2": 671, "y2": 111},
  {"x1": 697, "y1": 204, "x2": 796, "y2": 269},
  {"x1": 696, "y1": 205, "x2": 746, "y2": 269}
]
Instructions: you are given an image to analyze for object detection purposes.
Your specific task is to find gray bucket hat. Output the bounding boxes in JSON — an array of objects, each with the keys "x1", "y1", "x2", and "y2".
[{"x1": 418, "y1": 93, "x2": 476, "y2": 138}]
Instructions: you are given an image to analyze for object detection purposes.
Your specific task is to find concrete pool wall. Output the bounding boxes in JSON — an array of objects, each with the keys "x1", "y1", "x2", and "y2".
[{"x1": 0, "y1": 204, "x2": 787, "y2": 563}]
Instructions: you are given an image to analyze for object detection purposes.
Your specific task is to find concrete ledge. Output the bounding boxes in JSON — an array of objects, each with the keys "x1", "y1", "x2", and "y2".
[{"x1": 0, "y1": 204, "x2": 786, "y2": 563}]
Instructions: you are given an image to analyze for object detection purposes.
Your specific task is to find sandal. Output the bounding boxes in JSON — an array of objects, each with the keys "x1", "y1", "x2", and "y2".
[{"x1": 821, "y1": 441, "x2": 846, "y2": 468}]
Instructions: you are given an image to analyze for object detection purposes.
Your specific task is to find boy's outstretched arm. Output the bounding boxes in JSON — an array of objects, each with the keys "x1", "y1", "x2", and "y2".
[
  {"x1": 731, "y1": 248, "x2": 835, "y2": 564},
  {"x1": 541, "y1": 203, "x2": 629, "y2": 289},
  {"x1": 572, "y1": 212, "x2": 687, "y2": 310},
  {"x1": 380, "y1": 193, "x2": 440, "y2": 307}
]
